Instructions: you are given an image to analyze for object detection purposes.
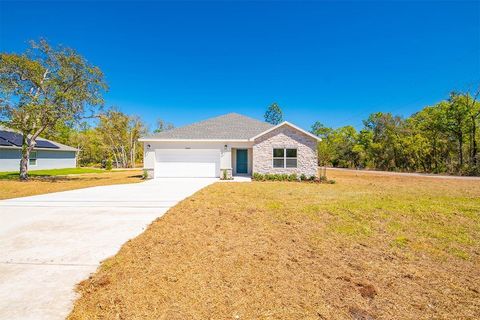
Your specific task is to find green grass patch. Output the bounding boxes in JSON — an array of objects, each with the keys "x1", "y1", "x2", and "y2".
[
  {"x1": 391, "y1": 236, "x2": 410, "y2": 248},
  {"x1": 0, "y1": 167, "x2": 105, "y2": 179}
]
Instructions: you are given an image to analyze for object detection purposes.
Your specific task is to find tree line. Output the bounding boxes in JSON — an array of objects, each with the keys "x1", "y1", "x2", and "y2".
[
  {"x1": 41, "y1": 109, "x2": 144, "y2": 168},
  {"x1": 310, "y1": 91, "x2": 480, "y2": 175},
  {"x1": 43, "y1": 111, "x2": 173, "y2": 168}
]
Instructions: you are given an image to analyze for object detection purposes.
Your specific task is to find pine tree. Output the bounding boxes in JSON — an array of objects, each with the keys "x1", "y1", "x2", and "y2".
[{"x1": 264, "y1": 102, "x2": 283, "y2": 125}]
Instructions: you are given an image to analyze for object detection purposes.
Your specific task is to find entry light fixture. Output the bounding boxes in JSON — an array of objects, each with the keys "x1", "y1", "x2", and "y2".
[{"x1": 224, "y1": 144, "x2": 228, "y2": 151}]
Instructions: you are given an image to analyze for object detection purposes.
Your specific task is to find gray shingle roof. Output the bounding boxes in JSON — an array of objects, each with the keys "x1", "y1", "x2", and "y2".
[{"x1": 142, "y1": 113, "x2": 274, "y2": 140}]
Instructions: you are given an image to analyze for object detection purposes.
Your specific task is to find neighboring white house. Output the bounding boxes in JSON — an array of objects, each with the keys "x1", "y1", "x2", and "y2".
[
  {"x1": 0, "y1": 126, "x2": 78, "y2": 171},
  {"x1": 139, "y1": 113, "x2": 320, "y2": 179}
]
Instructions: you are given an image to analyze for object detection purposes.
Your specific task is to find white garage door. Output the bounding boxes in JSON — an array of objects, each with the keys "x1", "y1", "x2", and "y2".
[{"x1": 155, "y1": 149, "x2": 220, "y2": 178}]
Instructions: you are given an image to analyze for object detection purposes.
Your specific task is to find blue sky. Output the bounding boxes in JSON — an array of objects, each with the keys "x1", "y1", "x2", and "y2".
[{"x1": 1, "y1": 1, "x2": 479, "y2": 131}]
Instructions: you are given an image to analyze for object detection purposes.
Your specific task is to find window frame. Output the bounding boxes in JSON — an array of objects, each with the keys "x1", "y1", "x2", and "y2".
[
  {"x1": 272, "y1": 148, "x2": 297, "y2": 168},
  {"x1": 29, "y1": 151, "x2": 38, "y2": 166}
]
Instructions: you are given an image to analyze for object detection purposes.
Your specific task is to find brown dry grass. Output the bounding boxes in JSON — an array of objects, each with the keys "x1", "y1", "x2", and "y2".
[
  {"x1": 69, "y1": 170, "x2": 480, "y2": 320},
  {"x1": 0, "y1": 170, "x2": 143, "y2": 200}
]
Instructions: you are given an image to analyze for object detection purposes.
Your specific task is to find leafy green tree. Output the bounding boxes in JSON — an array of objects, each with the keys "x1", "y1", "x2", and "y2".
[
  {"x1": 332, "y1": 126, "x2": 361, "y2": 168},
  {"x1": 356, "y1": 129, "x2": 374, "y2": 168},
  {"x1": 312, "y1": 122, "x2": 363, "y2": 168},
  {"x1": 443, "y1": 92, "x2": 470, "y2": 171},
  {"x1": 97, "y1": 108, "x2": 146, "y2": 168},
  {"x1": 464, "y1": 90, "x2": 480, "y2": 170},
  {"x1": 362, "y1": 112, "x2": 405, "y2": 170},
  {"x1": 41, "y1": 121, "x2": 76, "y2": 145},
  {"x1": 311, "y1": 121, "x2": 334, "y2": 166},
  {"x1": 409, "y1": 105, "x2": 449, "y2": 172},
  {"x1": 0, "y1": 39, "x2": 107, "y2": 179},
  {"x1": 70, "y1": 122, "x2": 106, "y2": 167},
  {"x1": 264, "y1": 102, "x2": 283, "y2": 125},
  {"x1": 311, "y1": 121, "x2": 333, "y2": 139}
]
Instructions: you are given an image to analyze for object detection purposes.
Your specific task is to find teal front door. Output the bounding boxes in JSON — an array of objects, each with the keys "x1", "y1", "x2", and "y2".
[{"x1": 236, "y1": 149, "x2": 248, "y2": 174}]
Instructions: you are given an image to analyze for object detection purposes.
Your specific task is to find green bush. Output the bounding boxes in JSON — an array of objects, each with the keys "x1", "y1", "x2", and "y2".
[
  {"x1": 105, "y1": 158, "x2": 113, "y2": 171},
  {"x1": 265, "y1": 173, "x2": 274, "y2": 181},
  {"x1": 142, "y1": 169, "x2": 148, "y2": 179},
  {"x1": 288, "y1": 173, "x2": 297, "y2": 181},
  {"x1": 253, "y1": 172, "x2": 333, "y2": 183},
  {"x1": 252, "y1": 172, "x2": 264, "y2": 181},
  {"x1": 318, "y1": 174, "x2": 335, "y2": 184}
]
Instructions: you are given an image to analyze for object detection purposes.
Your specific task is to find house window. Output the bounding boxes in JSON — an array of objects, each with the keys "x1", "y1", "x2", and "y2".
[
  {"x1": 29, "y1": 151, "x2": 37, "y2": 166},
  {"x1": 273, "y1": 148, "x2": 284, "y2": 168},
  {"x1": 273, "y1": 148, "x2": 297, "y2": 168}
]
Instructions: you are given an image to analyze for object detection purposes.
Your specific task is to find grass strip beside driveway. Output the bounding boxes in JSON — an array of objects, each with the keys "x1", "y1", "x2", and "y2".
[
  {"x1": 0, "y1": 170, "x2": 143, "y2": 200},
  {"x1": 0, "y1": 167, "x2": 106, "y2": 180}
]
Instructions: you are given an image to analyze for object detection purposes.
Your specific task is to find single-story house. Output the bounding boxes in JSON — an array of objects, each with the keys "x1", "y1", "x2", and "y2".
[
  {"x1": 0, "y1": 126, "x2": 78, "y2": 171},
  {"x1": 140, "y1": 113, "x2": 320, "y2": 179}
]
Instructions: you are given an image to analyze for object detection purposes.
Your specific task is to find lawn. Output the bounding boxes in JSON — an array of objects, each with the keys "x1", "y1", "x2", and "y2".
[
  {"x1": 68, "y1": 170, "x2": 480, "y2": 320},
  {"x1": 0, "y1": 167, "x2": 105, "y2": 179},
  {"x1": 0, "y1": 169, "x2": 143, "y2": 200}
]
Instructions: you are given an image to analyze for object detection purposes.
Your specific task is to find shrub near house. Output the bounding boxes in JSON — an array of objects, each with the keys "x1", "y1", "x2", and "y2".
[{"x1": 252, "y1": 172, "x2": 335, "y2": 183}]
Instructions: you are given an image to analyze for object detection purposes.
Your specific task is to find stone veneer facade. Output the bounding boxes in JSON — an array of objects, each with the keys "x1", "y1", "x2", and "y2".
[{"x1": 253, "y1": 125, "x2": 318, "y2": 177}]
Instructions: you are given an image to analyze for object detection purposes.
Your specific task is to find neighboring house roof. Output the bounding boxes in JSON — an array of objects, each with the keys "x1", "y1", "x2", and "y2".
[
  {"x1": 0, "y1": 125, "x2": 78, "y2": 151},
  {"x1": 140, "y1": 113, "x2": 274, "y2": 141},
  {"x1": 140, "y1": 113, "x2": 321, "y2": 142}
]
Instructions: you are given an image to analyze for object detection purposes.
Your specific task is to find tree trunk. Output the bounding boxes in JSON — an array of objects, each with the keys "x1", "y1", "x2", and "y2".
[
  {"x1": 111, "y1": 150, "x2": 119, "y2": 168},
  {"x1": 131, "y1": 141, "x2": 136, "y2": 168},
  {"x1": 119, "y1": 145, "x2": 126, "y2": 168},
  {"x1": 459, "y1": 132, "x2": 464, "y2": 170},
  {"x1": 19, "y1": 134, "x2": 30, "y2": 181},
  {"x1": 129, "y1": 130, "x2": 134, "y2": 168},
  {"x1": 472, "y1": 116, "x2": 478, "y2": 166},
  {"x1": 19, "y1": 125, "x2": 48, "y2": 181}
]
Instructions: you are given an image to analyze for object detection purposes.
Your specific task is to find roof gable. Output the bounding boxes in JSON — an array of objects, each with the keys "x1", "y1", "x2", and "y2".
[{"x1": 251, "y1": 122, "x2": 322, "y2": 142}]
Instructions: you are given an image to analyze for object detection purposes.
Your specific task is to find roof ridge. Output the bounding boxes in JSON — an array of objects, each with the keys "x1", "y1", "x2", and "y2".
[
  {"x1": 142, "y1": 112, "x2": 273, "y2": 140},
  {"x1": 151, "y1": 113, "x2": 269, "y2": 134}
]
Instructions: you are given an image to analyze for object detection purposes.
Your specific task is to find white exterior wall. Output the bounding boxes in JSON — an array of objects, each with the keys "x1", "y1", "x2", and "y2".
[
  {"x1": 143, "y1": 141, "x2": 253, "y2": 177},
  {"x1": 0, "y1": 149, "x2": 77, "y2": 171}
]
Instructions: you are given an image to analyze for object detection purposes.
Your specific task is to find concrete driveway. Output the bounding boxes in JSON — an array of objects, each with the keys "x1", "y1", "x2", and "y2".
[{"x1": 0, "y1": 178, "x2": 216, "y2": 320}]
